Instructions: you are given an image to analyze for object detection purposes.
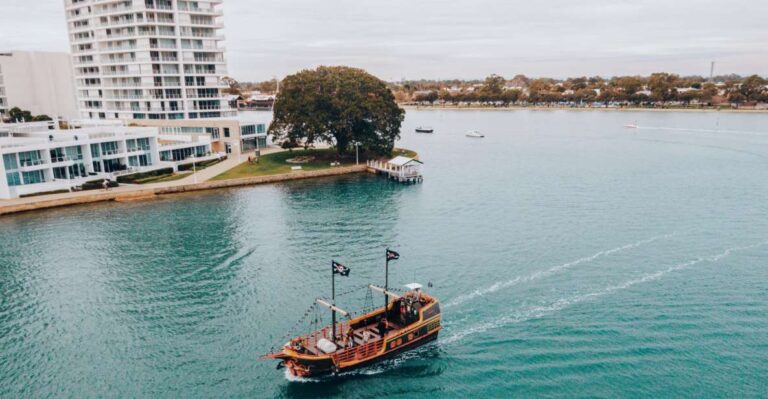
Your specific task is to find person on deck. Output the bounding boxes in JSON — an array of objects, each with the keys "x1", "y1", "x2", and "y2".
[
  {"x1": 377, "y1": 319, "x2": 388, "y2": 338},
  {"x1": 345, "y1": 326, "x2": 355, "y2": 348}
]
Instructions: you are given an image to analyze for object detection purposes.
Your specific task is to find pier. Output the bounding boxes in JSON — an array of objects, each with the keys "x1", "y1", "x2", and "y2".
[{"x1": 367, "y1": 156, "x2": 423, "y2": 184}]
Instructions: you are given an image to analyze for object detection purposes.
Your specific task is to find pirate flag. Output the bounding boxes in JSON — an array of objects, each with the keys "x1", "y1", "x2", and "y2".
[
  {"x1": 332, "y1": 260, "x2": 350, "y2": 276},
  {"x1": 386, "y1": 249, "x2": 400, "y2": 261}
]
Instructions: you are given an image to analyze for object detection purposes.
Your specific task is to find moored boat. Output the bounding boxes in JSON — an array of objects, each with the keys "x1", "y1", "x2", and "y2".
[
  {"x1": 261, "y1": 250, "x2": 441, "y2": 378},
  {"x1": 415, "y1": 126, "x2": 434, "y2": 133},
  {"x1": 466, "y1": 130, "x2": 485, "y2": 138}
]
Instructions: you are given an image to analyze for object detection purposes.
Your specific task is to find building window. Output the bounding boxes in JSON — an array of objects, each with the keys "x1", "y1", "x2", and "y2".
[
  {"x1": 21, "y1": 170, "x2": 45, "y2": 185},
  {"x1": 138, "y1": 154, "x2": 150, "y2": 166},
  {"x1": 224, "y1": 127, "x2": 230, "y2": 138},
  {"x1": 241, "y1": 124, "x2": 256, "y2": 136},
  {"x1": 65, "y1": 146, "x2": 83, "y2": 160},
  {"x1": 3, "y1": 154, "x2": 18, "y2": 170},
  {"x1": 205, "y1": 127, "x2": 220, "y2": 139},
  {"x1": 5, "y1": 172, "x2": 21, "y2": 186},
  {"x1": 90, "y1": 143, "x2": 100, "y2": 158},
  {"x1": 257, "y1": 124, "x2": 266, "y2": 134},
  {"x1": 53, "y1": 167, "x2": 67, "y2": 179},
  {"x1": 100, "y1": 141, "x2": 119, "y2": 155},
  {"x1": 18, "y1": 151, "x2": 41, "y2": 167}
]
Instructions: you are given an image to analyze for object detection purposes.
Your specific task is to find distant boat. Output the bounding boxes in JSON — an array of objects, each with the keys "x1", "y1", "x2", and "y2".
[
  {"x1": 466, "y1": 130, "x2": 484, "y2": 138},
  {"x1": 624, "y1": 122, "x2": 639, "y2": 129},
  {"x1": 415, "y1": 126, "x2": 434, "y2": 133}
]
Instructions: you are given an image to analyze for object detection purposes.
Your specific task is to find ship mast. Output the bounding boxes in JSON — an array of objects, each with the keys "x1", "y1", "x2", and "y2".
[{"x1": 331, "y1": 260, "x2": 336, "y2": 341}]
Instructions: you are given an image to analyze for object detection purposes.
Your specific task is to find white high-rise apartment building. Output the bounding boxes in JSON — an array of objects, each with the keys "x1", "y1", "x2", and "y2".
[{"x1": 64, "y1": 0, "x2": 236, "y2": 121}]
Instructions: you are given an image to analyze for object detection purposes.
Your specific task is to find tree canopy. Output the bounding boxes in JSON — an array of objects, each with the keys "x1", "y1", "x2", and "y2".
[
  {"x1": 269, "y1": 66, "x2": 404, "y2": 155},
  {"x1": 6, "y1": 107, "x2": 52, "y2": 122}
]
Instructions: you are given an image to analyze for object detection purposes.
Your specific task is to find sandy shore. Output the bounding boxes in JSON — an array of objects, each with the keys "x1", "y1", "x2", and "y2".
[{"x1": 401, "y1": 105, "x2": 768, "y2": 113}]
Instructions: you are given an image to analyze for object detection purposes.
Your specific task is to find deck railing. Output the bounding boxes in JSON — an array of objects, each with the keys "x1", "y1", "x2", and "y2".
[{"x1": 332, "y1": 339, "x2": 383, "y2": 365}]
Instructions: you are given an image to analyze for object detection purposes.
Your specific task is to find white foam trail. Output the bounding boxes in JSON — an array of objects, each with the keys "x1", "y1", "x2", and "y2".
[
  {"x1": 638, "y1": 125, "x2": 768, "y2": 137},
  {"x1": 443, "y1": 233, "x2": 674, "y2": 308},
  {"x1": 442, "y1": 240, "x2": 768, "y2": 345},
  {"x1": 283, "y1": 368, "x2": 321, "y2": 383}
]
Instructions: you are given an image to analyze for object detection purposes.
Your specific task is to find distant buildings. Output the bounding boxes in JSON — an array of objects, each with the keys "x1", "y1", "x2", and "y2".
[
  {"x1": 63, "y1": 0, "x2": 235, "y2": 121},
  {"x1": 0, "y1": 51, "x2": 79, "y2": 121}
]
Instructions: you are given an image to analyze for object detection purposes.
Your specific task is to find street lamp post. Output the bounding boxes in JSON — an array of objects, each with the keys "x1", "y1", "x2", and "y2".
[
  {"x1": 191, "y1": 154, "x2": 197, "y2": 184},
  {"x1": 355, "y1": 142, "x2": 360, "y2": 165}
]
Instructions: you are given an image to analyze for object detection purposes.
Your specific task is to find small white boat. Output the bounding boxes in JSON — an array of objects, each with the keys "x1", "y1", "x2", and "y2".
[
  {"x1": 466, "y1": 130, "x2": 485, "y2": 138},
  {"x1": 624, "y1": 122, "x2": 639, "y2": 129},
  {"x1": 415, "y1": 126, "x2": 434, "y2": 133}
]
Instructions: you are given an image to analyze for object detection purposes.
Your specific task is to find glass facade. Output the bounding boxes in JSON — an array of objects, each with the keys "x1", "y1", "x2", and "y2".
[
  {"x1": 91, "y1": 143, "x2": 100, "y2": 158},
  {"x1": 3, "y1": 154, "x2": 17, "y2": 170},
  {"x1": 5, "y1": 172, "x2": 21, "y2": 186},
  {"x1": 21, "y1": 170, "x2": 45, "y2": 184},
  {"x1": 100, "y1": 141, "x2": 119, "y2": 155},
  {"x1": 102, "y1": 159, "x2": 125, "y2": 173},
  {"x1": 160, "y1": 145, "x2": 208, "y2": 161},
  {"x1": 18, "y1": 151, "x2": 42, "y2": 167},
  {"x1": 65, "y1": 146, "x2": 83, "y2": 160},
  {"x1": 241, "y1": 124, "x2": 256, "y2": 136}
]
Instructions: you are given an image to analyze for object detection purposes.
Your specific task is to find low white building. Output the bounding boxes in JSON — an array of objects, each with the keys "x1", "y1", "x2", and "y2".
[
  {"x1": 0, "y1": 51, "x2": 79, "y2": 121},
  {"x1": 0, "y1": 121, "x2": 214, "y2": 199}
]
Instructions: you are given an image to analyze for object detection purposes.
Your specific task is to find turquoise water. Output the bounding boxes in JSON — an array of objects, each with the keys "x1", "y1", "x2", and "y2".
[{"x1": 2, "y1": 110, "x2": 768, "y2": 398}]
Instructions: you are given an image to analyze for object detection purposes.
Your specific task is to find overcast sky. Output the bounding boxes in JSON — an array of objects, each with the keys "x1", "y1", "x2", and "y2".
[{"x1": 1, "y1": 0, "x2": 766, "y2": 81}]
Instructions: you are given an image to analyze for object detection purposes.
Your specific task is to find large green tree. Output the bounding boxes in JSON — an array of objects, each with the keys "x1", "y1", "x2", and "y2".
[{"x1": 270, "y1": 66, "x2": 404, "y2": 155}]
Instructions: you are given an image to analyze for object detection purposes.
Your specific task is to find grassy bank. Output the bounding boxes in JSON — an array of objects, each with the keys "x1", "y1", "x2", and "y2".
[{"x1": 212, "y1": 147, "x2": 417, "y2": 181}]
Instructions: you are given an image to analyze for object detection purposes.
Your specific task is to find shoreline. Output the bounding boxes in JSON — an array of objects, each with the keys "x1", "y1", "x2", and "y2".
[
  {"x1": 400, "y1": 105, "x2": 768, "y2": 113},
  {"x1": 0, "y1": 165, "x2": 369, "y2": 216}
]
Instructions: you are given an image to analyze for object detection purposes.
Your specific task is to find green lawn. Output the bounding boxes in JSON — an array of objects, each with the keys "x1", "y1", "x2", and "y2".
[{"x1": 212, "y1": 147, "x2": 418, "y2": 181}]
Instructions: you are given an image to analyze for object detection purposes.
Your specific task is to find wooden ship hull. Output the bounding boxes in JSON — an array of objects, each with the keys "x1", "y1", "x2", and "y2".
[{"x1": 263, "y1": 285, "x2": 441, "y2": 378}]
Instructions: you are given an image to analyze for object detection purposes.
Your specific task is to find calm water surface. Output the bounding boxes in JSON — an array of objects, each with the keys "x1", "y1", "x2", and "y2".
[{"x1": 2, "y1": 110, "x2": 768, "y2": 398}]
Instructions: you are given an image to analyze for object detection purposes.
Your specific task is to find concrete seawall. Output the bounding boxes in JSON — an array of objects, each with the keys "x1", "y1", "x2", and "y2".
[{"x1": 0, "y1": 165, "x2": 369, "y2": 216}]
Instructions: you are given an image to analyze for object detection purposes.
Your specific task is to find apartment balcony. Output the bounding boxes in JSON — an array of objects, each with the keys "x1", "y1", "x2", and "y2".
[
  {"x1": 191, "y1": 105, "x2": 222, "y2": 111},
  {"x1": 146, "y1": 18, "x2": 175, "y2": 24},
  {"x1": 150, "y1": 56, "x2": 179, "y2": 62},
  {"x1": 93, "y1": 4, "x2": 139, "y2": 16},
  {"x1": 101, "y1": 45, "x2": 138, "y2": 53},
  {"x1": 145, "y1": 3, "x2": 174, "y2": 11},
  {"x1": 50, "y1": 156, "x2": 83, "y2": 165},
  {"x1": 100, "y1": 149, "x2": 125, "y2": 159},
  {"x1": 182, "y1": 54, "x2": 225, "y2": 63},
  {"x1": 17, "y1": 159, "x2": 49, "y2": 171},
  {"x1": 126, "y1": 147, "x2": 151, "y2": 153},
  {"x1": 101, "y1": 58, "x2": 137, "y2": 64},
  {"x1": 73, "y1": 59, "x2": 98, "y2": 65}
]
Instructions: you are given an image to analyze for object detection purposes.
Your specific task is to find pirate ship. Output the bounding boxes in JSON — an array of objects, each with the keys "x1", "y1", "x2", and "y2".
[{"x1": 261, "y1": 249, "x2": 441, "y2": 378}]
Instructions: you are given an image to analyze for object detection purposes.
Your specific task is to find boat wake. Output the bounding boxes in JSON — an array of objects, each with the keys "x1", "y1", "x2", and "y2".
[
  {"x1": 441, "y1": 240, "x2": 768, "y2": 345},
  {"x1": 283, "y1": 368, "x2": 321, "y2": 383},
  {"x1": 636, "y1": 125, "x2": 768, "y2": 137},
  {"x1": 443, "y1": 233, "x2": 675, "y2": 309}
]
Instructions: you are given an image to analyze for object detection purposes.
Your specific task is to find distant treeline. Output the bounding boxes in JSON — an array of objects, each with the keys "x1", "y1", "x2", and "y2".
[{"x1": 390, "y1": 73, "x2": 768, "y2": 106}]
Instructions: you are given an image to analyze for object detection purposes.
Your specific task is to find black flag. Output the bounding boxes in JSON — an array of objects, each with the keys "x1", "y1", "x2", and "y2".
[
  {"x1": 332, "y1": 260, "x2": 350, "y2": 276},
  {"x1": 386, "y1": 249, "x2": 400, "y2": 261}
]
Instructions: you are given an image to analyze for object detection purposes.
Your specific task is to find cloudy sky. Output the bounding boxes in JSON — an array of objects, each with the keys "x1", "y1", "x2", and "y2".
[{"x1": 1, "y1": 0, "x2": 766, "y2": 81}]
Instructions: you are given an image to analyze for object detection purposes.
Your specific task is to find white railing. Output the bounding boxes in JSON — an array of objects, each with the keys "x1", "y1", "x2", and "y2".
[{"x1": 20, "y1": 159, "x2": 47, "y2": 167}]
